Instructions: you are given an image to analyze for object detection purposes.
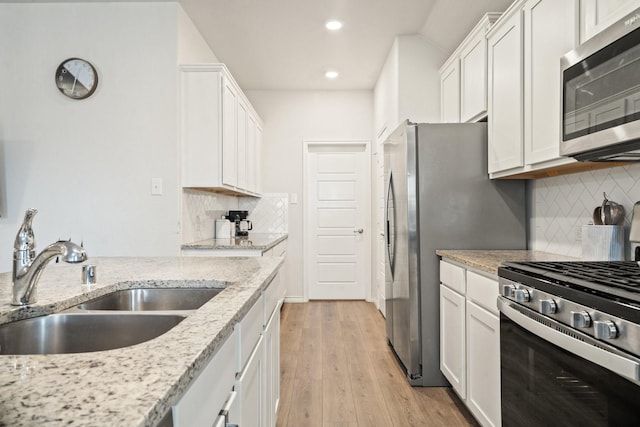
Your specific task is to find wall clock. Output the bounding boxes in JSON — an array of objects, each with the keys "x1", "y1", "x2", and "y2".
[{"x1": 55, "y1": 58, "x2": 99, "y2": 100}]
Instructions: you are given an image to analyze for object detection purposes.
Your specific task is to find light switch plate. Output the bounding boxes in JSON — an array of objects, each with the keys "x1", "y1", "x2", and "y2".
[
  {"x1": 290, "y1": 193, "x2": 298, "y2": 204},
  {"x1": 151, "y1": 178, "x2": 163, "y2": 195}
]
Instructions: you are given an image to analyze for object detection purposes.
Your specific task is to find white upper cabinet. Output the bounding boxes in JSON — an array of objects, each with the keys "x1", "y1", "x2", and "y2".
[
  {"x1": 374, "y1": 35, "x2": 445, "y2": 141},
  {"x1": 440, "y1": 14, "x2": 501, "y2": 124},
  {"x1": 487, "y1": 5, "x2": 524, "y2": 174},
  {"x1": 237, "y1": 98, "x2": 248, "y2": 191},
  {"x1": 440, "y1": 58, "x2": 461, "y2": 123},
  {"x1": 180, "y1": 64, "x2": 262, "y2": 196},
  {"x1": 487, "y1": 0, "x2": 580, "y2": 178},
  {"x1": 580, "y1": 0, "x2": 639, "y2": 43},
  {"x1": 523, "y1": 0, "x2": 578, "y2": 166},
  {"x1": 222, "y1": 77, "x2": 239, "y2": 188}
]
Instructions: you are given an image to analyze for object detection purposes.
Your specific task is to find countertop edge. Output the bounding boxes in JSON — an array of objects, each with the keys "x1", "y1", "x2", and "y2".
[
  {"x1": 181, "y1": 233, "x2": 288, "y2": 251},
  {"x1": 436, "y1": 249, "x2": 580, "y2": 276}
]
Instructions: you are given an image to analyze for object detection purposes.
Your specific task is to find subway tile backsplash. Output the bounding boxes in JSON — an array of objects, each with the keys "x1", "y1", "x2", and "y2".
[{"x1": 529, "y1": 163, "x2": 640, "y2": 259}]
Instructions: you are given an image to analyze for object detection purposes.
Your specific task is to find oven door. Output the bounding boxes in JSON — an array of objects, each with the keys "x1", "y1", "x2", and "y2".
[{"x1": 498, "y1": 297, "x2": 640, "y2": 426}]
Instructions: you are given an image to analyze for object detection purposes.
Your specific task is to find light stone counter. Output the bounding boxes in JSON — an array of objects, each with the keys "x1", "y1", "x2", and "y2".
[
  {"x1": 0, "y1": 256, "x2": 283, "y2": 427},
  {"x1": 436, "y1": 249, "x2": 579, "y2": 275},
  {"x1": 181, "y1": 233, "x2": 287, "y2": 252}
]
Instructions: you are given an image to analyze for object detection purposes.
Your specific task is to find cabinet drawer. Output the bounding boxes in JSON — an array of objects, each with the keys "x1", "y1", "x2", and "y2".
[
  {"x1": 173, "y1": 329, "x2": 237, "y2": 427},
  {"x1": 466, "y1": 271, "x2": 499, "y2": 315},
  {"x1": 236, "y1": 293, "x2": 264, "y2": 371},
  {"x1": 440, "y1": 260, "x2": 466, "y2": 294}
]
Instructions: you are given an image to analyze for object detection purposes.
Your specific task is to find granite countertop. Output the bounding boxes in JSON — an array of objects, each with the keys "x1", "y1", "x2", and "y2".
[
  {"x1": 436, "y1": 249, "x2": 579, "y2": 275},
  {"x1": 0, "y1": 256, "x2": 283, "y2": 427},
  {"x1": 181, "y1": 233, "x2": 287, "y2": 251}
]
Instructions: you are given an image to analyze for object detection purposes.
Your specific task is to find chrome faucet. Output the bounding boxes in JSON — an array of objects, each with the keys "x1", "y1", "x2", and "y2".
[{"x1": 11, "y1": 209, "x2": 88, "y2": 306}]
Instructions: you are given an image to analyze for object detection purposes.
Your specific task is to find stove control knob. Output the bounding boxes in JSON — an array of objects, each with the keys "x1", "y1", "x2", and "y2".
[
  {"x1": 570, "y1": 311, "x2": 592, "y2": 328},
  {"x1": 515, "y1": 289, "x2": 530, "y2": 303},
  {"x1": 539, "y1": 299, "x2": 557, "y2": 315},
  {"x1": 502, "y1": 284, "x2": 516, "y2": 298},
  {"x1": 594, "y1": 320, "x2": 618, "y2": 340}
]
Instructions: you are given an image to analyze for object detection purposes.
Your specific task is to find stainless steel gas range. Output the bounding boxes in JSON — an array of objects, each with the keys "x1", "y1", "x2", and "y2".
[{"x1": 497, "y1": 261, "x2": 640, "y2": 426}]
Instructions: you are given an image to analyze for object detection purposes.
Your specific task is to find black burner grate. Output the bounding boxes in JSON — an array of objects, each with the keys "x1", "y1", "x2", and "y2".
[{"x1": 504, "y1": 261, "x2": 640, "y2": 293}]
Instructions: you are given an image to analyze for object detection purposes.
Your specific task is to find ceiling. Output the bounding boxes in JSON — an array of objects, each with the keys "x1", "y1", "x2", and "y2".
[
  {"x1": 180, "y1": 0, "x2": 514, "y2": 90},
  {"x1": 8, "y1": 0, "x2": 514, "y2": 90}
]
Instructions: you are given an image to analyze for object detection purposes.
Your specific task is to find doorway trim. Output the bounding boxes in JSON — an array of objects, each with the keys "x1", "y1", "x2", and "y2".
[{"x1": 302, "y1": 139, "x2": 372, "y2": 302}]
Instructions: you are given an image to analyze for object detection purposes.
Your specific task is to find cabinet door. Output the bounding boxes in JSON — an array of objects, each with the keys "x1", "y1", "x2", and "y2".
[
  {"x1": 440, "y1": 284, "x2": 466, "y2": 399},
  {"x1": 264, "y1": 301, "x2": 281, "y2": 427},
  {"x1": 255, "y1": 123, "x2": 263, "y2": 195},
  {"x1": 237, "y1": 99, "x2": 248, "y2": 191},
  {"x1": 440, "y1": 59, "x2": 461, "y2": 123},
  {"x1": 236, "y1": 335, "x2": 265, "y2": 427},
  {"x1": 580, "y1": 0, "x2": 639, "y2": 42},
  {"x1": 487, "y1": 10, "x2": 524, "y2": 174},
  {"x1": 460, "y1": 35, "x2": 487, "y2": 123},
  {"x1": 466, "y1": 300, "x2": 501, "y2": 427},
  {"x1": 523, "y1": 0, "x2": 577, "y2": 165},
  {"x1": 247, "y1": 114, "x2": 258, "y2": 194},
  {"x1": 173, "y1": 329, "x2": 237, "y2": 427},
  {"x1": 180, "y1": 69, "x2": 223, "y2": 188},
  {"x1": 222, "y1": 77, "x2": 238, "y2": 187}
]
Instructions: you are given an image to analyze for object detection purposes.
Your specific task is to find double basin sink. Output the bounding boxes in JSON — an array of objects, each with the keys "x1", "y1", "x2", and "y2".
[{"x1": 0, "y1": 288, "x2": 223, "y2": 355}]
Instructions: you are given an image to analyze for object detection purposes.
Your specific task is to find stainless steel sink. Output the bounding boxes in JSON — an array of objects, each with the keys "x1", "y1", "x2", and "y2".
[
  {"x1": 0, "y1": 313, "x2": 185, "y2": 355},
  {"x1": 75, "y1": 288, "x2": 222, "y2": 311}
]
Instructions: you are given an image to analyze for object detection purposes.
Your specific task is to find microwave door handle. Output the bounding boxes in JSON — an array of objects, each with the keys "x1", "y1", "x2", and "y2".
[{"x1": 497, "y1": 297, "x2": 640, "y2": 384}]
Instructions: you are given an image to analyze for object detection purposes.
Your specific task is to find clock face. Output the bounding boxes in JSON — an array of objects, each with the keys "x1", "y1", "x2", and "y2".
[{"x1": 55, "y1": 58, "x2": 98, "y2": 99}]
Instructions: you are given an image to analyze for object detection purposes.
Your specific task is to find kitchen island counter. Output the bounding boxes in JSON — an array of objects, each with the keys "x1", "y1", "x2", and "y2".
[
  {"x1": 436, "y1": 249, "x2": 578, "y2": 275},
  {"x1": 0, "y1": 256, "x2": 283, "y2": 427}
]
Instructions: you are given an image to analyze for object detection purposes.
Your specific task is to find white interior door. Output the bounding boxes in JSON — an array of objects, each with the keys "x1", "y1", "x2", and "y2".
[{"x1": 305, "y1": 141, "x2": 371, "y2": 300}]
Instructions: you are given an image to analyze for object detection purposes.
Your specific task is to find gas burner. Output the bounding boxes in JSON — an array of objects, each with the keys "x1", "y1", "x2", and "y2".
[{"x1": 504, "y1": 261, "x2": 640, "y2": 292}]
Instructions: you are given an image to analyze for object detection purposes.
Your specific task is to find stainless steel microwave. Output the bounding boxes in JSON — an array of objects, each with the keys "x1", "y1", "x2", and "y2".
[{"x1": 560, "y1": 7, "x2": 640, "y2": 161}]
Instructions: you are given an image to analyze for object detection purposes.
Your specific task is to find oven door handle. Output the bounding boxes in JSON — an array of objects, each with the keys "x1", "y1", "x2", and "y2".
[{"x1": 498, "y1": 296, "x2": 640, "y2": 384}]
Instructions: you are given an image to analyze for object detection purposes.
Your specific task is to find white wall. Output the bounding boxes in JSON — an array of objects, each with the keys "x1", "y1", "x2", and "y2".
[
  {"x1": 245, "y1": 90, "x2": 373, "y2": 300},
  {"x1": 0, "y1": 2, "x2": 216, "y2": 272}
]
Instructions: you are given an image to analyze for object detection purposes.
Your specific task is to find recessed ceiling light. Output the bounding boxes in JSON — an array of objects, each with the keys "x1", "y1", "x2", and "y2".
[
  {"x1": 325, "y1": 70, "x2": 339, "y2": 79},
  {"x1": 325, "y1": 20, "x2": 343, "y2": 31}
]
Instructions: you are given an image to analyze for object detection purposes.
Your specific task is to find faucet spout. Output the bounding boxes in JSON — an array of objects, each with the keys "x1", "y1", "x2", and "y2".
[{"x1": 11, "y1": 209, "x2": 88, "y2": 306}]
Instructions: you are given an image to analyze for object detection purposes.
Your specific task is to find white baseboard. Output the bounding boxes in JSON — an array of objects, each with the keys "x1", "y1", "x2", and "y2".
[{"x1": 284, "y1": 296, "x2": 307, "y2": 303}]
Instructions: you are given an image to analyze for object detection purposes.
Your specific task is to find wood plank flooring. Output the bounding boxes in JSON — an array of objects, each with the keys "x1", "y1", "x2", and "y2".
[{"x1": 277, "y1": 301, "x2": 479, "y2": 427}]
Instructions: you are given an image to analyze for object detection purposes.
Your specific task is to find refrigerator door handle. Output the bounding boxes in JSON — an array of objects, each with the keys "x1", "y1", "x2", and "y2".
[{"x1": 386, "y1": 172, "x2": 396, "y2": 278}]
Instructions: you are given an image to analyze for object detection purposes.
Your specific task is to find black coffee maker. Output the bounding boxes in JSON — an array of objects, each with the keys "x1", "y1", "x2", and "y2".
[{"x1": 226, "y1": 210, "x2": 252, "y2": 237}]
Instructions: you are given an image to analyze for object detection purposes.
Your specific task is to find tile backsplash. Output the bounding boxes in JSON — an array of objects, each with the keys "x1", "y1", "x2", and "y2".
[
  {"x1": 182, "y1": 190, "x2": 289, "y2": 244},
  {"x1": 181, "y1": 189, "x2": 238, "y2": 243},
  {"x1": 529, "y1": 163, "x2": 640, "y2": 259},
  {"x1": 239, "y1": 193, "x2": 288, "y2": 233}
]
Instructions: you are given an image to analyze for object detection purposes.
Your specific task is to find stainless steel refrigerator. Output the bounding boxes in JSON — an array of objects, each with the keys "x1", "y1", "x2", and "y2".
[{"x1": 384, "y1": 120, "x2": 526, "y2": 386}]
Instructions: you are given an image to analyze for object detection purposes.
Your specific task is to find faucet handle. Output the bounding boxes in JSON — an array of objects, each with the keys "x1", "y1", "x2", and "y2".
[{"x1": 14, "y1": 208, "x2": 38, "y2": 252}]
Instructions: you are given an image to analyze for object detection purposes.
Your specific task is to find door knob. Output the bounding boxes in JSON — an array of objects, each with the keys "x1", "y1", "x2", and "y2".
[{"x1": 354, "y1": 228, "x2": 364, "y2": 234}]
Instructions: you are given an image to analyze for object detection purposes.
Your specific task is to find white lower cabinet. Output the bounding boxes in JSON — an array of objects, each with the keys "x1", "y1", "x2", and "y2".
[
  {"x1": 173, "y1": 270, "x2": 283, "y2": 427},
  {"x1": 236, "y1": 334, "x2": 265, "y2": 427},
  {"x1": 172, "y1": 329, "x2": 237, "y2": 427},
  {"x1": 466, "y1": 300, "x2": 500, "y2": 427},
  {"x1": 264, "y1": 300, "x2": 282, "y2": 427},
  {"x1": 439, "y1": 284, "x2": 466, "y2": 398},
  {"x1": 439, "y1": 261, "x2": 501, "y2": 427}
]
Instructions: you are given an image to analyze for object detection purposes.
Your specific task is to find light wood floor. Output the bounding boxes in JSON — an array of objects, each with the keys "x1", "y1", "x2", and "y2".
[{"x1": 276, "y1": 301, "x2": 478, "y2": 427}]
